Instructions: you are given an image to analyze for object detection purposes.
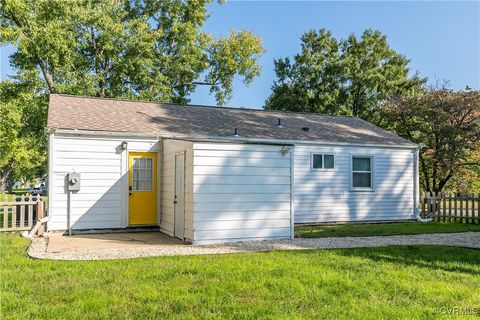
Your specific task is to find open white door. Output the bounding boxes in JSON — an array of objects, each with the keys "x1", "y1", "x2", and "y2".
[{"x1": 174, "y1": 153, "x2": 185, "y2": 239}]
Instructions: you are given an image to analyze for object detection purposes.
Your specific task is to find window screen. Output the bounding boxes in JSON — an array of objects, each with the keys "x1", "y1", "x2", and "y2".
[
  {"x1": 352, "y1": 157, "x2": 372, "y2": 189},
  {"x1": 132, "y1": 157, "x2": 153, "y2": 191}
]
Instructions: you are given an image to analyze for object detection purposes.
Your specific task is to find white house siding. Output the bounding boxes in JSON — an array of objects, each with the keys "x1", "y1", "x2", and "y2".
[
  {"x1": 192, "y1": 142, "x2": 292, "y2": 244},
  {"x1": 294, "y1": 144, "x2": 415, "y2": 223},
  {"x1": 48, "y1": 133, "x2": 160, "y2": 231},
  {"x1": 161, "y1": 139, "x2": 194, "y2": 240}
]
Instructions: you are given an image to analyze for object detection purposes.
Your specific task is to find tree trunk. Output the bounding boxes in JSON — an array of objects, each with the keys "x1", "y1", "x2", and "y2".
[
  {"x1": 435, "y1": 173, "x2": 453, "y2": 194},
  {"x1": 419, "y1": 154, "x2": 432, "y2": 193},
  {"x1": 0, "y1": 169, "x2": 10, "y2": 194},
  {"x1": 38, "y1": 58, "x2": 56, "y2": 93}
]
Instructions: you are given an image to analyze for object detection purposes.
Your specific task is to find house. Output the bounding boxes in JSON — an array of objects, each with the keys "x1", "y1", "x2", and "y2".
[{"x1": 46, "y1": 94, "x2": 419, "y2": 244}]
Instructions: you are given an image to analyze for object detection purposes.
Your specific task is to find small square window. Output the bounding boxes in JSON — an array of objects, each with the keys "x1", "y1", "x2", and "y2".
[{"x1": 324, "y1": 154, "x2": 334, "y2": 169}]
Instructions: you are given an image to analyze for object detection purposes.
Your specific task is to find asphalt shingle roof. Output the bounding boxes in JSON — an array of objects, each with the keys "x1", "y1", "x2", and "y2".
[{"x1": 47, "y1": 94, "x2": 416, "y2": 147}]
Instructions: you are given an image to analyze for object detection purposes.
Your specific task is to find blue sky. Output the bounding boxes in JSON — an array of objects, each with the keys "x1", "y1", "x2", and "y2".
[{"x1": 1, "y1": 1, "x2": 479, "y2": 108}]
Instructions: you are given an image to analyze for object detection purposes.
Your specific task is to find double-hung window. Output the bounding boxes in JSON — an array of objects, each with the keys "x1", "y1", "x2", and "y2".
[
  {"x1": 311, "y1": 154, "x2": 335, "y2": 170},
  {"x1": 351, "y1": 156, "x2": 373, "y2": 190}
]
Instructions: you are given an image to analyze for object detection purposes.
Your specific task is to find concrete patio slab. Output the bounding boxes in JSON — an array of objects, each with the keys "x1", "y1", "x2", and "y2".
[{"x1": 46, "y1": 232, "x2": 184, "y2": 253}]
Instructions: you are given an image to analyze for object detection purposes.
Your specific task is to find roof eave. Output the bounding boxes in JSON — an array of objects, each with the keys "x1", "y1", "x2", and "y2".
[{"x1": 50, "y1": 128, "x2": 419, "y2": 149}]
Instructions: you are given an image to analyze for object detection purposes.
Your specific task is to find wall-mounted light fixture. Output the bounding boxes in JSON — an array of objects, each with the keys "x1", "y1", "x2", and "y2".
[
  {"x1": 280, "y1": 145, "x2": 290, "y2": 156},
  {"x1": 121, "y1": 141, "x2": 128, "y2": 150}
]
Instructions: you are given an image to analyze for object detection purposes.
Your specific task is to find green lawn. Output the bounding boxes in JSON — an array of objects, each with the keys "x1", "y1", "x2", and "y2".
[
  {"x1": 296, "y1": 222, "x2": 480, "y2": 238},
  {"x1": 1, "y1": 234, "x2": 479, "y2": 319}
]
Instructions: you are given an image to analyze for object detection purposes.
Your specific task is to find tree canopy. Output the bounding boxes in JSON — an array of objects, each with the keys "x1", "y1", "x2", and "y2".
[
  {"x1": 382, "y1": 88, "x2": 480, "y2": 193},
  {"x1": 0, "y1": 77, "x2": 47, "y2": 192},
  {"x1": 264, "y1": 29, "x2": 425, "y2": 122},
  {"x1": 0, "y1": 0, "x2": 264, "y2": 191},
  {"x1": 0, "y1": 0, "x2": 264, "y2": 104}
]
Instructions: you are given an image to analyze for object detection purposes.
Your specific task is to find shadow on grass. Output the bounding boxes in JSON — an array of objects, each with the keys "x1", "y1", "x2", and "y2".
[{"x1": 331, "y1": 245, "x2": 480, "y2": 275}]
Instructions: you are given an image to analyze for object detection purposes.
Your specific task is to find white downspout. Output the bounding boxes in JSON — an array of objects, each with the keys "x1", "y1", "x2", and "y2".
[
  {"x1": 289, "y1": 146, "x2": 295, "y2": 239},
  {"x1": 21, "y1": 216, "x2": 50, "y2": 239}
]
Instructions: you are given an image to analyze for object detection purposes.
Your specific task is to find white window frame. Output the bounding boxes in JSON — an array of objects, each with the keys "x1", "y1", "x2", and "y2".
[
  {"x1": 350, "y1": 155, "x2": 374, "y2": 191},
  {"x1": 311, "y1": 153, "x2": 335, "y2": 171}
]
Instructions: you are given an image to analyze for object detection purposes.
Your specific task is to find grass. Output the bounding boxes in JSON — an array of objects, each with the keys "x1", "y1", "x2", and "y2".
[
  {"x1": 1, "y1": 233, "x2": 479, "y2": 319},
  {"x1": 295, "y1": 222, "x2": 480, "y2": 238}
]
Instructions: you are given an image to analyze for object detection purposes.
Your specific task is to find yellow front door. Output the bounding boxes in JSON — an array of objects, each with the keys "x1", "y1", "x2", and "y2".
[{"x1": 128, "y1": 152, "x2": 157, "y2": 225}]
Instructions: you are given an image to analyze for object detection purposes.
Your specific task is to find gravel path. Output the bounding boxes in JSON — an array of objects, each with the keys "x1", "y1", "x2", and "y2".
[{"x1": 28, "y1": 232, "x2": 480, "y2": 261}]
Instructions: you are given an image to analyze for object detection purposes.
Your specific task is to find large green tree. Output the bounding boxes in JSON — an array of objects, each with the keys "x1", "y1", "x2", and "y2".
[
  {"x1": 0, "y1": 0, "x2": 264, "y2": 191},
  {"x1": 0, "y1": 77, "x2": 47, "y2": 193},
  {"x1": 382, "y1": 88, "x2": 480, "y2": 194},
  {"x1": 1, "y1": 0, "x2": 264, "y2": 103},
  {"x1": 265, "y1": 29, "x2": 424, "y2": 122}
]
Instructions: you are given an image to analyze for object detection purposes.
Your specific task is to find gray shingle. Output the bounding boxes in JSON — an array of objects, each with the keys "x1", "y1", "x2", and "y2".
[{"x1": 47, "y1": 94, "x2": 416, "y2": 146}]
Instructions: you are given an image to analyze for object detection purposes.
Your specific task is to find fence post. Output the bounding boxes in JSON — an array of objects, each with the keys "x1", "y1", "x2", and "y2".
[
  {"x1": 37, "y1": 199, "x2": 45, "y2": 236},
  {"x1": 3, "y1": 203, "x2": 7, "y2": 229},
  {"x1": 442, "y1": 192, "x2": 446, "y2": 222},
  {"x1": 477, "y1": 193, "x2": 480, "y2": 225},
  {"x1": 459, "y1": 192, "x2": 464, "y2": 223},
  {"x1": 454, "y1": 193, "x2": 458, "y2": 223},
  {"x1": 448, "y1": 192, "x2": 452, "y2": 222}
]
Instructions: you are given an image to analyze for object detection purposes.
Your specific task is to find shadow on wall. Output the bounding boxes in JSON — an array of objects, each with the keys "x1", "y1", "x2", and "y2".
[
  {"x1": 60, "y1": 137, "x2": 291, "y2": 242},
  {"x1": 294, "y1": 148, "x2": 414, "y2": 223},
  {"x1": 61, "y1": 142, "x2": 160, "y2": 233},
  {"x1": 61, "y1": 142, "x2": 412, "y2": 238},
  {"x1": 344, "y1": 150, "x2": 414, "y2": 222}
]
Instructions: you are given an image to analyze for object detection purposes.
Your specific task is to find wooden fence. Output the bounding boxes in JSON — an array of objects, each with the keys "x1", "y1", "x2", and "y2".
[
  {"x1": 0, "y1": 195, "x2": 46, "y2": 234},
  {"x1": 420, "y1": 192, "x2": 479, "y2": 224}
]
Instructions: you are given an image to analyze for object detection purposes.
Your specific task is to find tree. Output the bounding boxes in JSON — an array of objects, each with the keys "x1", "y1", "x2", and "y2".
[
  {"x1": 382, "y1": 88, "x2": 480, "y2": 194},
  {"x1": 449, "y1": 149, "x2": 480, "y2": 192},
  {"x1": 265, "y1": 29, "x2": 424, "y2": 122},
  {"x1": 0, "y1": 0, "x2": 264, "y2": 189},
  {"x1": 264, "y1": 29, "x2": 344, "y2": 115},
  {"x1": 0, "y1": 78, "x2": 47, "y2": 193},
  {"x1": 0, "y1": 0, "x2": 264, "y2": 104}
]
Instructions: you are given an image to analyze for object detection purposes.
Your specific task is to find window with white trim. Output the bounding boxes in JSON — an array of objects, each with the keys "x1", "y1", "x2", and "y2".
[
  {"x1": 351, "y1": 156, "x2": 373, "y2": 189},
  {"x1": 311, "y1": 154, "x2": 335, "y2": 170}
]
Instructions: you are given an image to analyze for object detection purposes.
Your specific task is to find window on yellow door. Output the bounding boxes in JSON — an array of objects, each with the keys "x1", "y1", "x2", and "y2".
[{"x1": 132, "y1": 157, "x2": 153, "y2": 191}]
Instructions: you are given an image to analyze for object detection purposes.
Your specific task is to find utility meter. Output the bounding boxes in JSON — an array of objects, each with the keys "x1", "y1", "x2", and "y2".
[{"x1": 68, "y1": 172, "x2": 81, "y2": 191}]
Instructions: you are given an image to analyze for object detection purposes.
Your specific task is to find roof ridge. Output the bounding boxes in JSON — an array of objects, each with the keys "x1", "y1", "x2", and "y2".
[{"x1": 51, "y1": 93, "x2": 356, "y2": 118}]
